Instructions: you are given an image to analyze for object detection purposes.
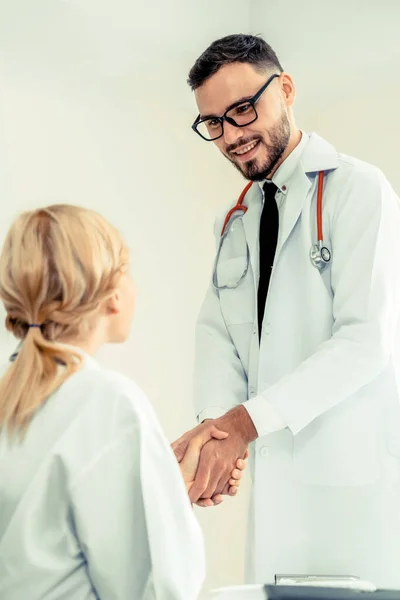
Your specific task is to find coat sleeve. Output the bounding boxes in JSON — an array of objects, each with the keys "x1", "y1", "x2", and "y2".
[
  {"x1": 244, "y1": 164, "x2": 400, "y2": 436},
  {"x1": 194, "y1": 212, "x2": 248, "y2": 422},
  {"x1": 69, "y1": 383, "x2": 205, "y2": 600}
]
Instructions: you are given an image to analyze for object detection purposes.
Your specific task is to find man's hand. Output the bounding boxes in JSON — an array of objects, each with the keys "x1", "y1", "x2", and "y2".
[
  {"x1": 195, "y1": 450, "x2": 249, "y2": 507},
  {"x1": 179, "y1": 425, "x2": 228, "y2": 491},
  {"x1": 172, "y1": 420, "x2": 228, "y2": 505},
  {"x1": 172, "y1": 421, "x2": 234, "y2": 505},
  {"x1": 179, "y1": 406, "x2": 257, "y2": 504}
]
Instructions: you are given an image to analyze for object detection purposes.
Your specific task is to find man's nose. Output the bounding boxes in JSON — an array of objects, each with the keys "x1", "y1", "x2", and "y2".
[{"x1": 223, "y1": 120, "x2": 244, "y2": 146}]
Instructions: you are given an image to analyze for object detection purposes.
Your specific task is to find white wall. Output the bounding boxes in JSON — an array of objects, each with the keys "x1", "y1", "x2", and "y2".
[
  {"x1": 0, "y1": 0, "x2": 251, "y2": 594},
  {"x1": 250, "y1": 0, "x2": 400, "y2": 191}
]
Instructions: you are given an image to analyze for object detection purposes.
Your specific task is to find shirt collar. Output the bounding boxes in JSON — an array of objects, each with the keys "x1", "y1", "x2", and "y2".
[
  {"x1": 59, "y1": 344, "x2": 100, "y2": 370},
  {"x1": 257, "y1": 130, "x2": 309, "y2": 196}
]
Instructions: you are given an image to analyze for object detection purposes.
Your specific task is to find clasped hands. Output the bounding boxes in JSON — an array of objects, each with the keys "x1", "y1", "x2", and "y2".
[{"x1": 172, "y1": 406, "x2": 257, "y2": 506}]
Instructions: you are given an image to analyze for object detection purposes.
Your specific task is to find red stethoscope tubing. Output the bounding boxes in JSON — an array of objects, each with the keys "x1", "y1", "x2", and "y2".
[
  {"x1": 221, "y1": 171, "x2": 325, "y2": 242},
  {"x1": 316, "y1": 170, "x2": 324, "y2": 243},
  {"x1": 220, "y1": 181, "x2": 252, "y2": 236}
]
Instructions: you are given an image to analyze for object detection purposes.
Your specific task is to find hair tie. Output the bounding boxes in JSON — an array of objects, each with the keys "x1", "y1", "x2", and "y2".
[{"x1": 28, "y1": 324, "x2": 41, "y2": 328}]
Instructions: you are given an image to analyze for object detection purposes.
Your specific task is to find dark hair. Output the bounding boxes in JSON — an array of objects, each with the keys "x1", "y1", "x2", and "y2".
[{"x1": 188, "y1": 34, "x2": 284, "y2": 90}]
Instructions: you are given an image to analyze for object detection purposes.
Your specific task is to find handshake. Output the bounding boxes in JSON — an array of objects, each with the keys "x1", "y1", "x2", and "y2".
[{"x1": 172, "y1": 405, "x2": 258, "y2": 507}]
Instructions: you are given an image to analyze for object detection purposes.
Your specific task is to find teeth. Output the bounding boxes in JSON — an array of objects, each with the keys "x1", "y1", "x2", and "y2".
[{"x1": 235, "y1": 141, "x2": 258, "y2": 155}]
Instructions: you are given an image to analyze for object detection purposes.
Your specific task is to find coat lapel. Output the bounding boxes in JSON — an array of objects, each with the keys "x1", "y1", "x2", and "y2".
[
  {"x1": 241, "y1": 183, "x2": 263, "y2": 280},
  {"x1": 274, "y1": 132, "x2": 340, "y2": 259},
  {"x1": 275, "y1": 167, "x2": 311, "y2": 259}
]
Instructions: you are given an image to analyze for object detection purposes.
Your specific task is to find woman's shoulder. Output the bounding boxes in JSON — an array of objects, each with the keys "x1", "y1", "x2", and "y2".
[
  {"x1": 64, "y1": 366, "x2": 158, "y2": 434},
  {"x1": 78, "y1": 366, "x2": 145, "y2": 398}
]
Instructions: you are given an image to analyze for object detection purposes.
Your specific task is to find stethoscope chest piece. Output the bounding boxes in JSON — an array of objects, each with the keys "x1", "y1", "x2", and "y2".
[{"x1": 310, "y1": 243, "x2": 331, "y2": 270}]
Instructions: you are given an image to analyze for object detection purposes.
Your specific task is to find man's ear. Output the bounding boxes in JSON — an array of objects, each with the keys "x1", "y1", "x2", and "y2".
[
  {"x1": 280, "y1": 72, "x2": 296, "y2": 108},
  {"x1": 105, "y1": 292, "x2": 120, "y2": 316}
]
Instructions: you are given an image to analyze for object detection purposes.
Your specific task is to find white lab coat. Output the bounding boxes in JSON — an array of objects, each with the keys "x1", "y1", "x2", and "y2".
[
  {"x1": 0, "y1": 351, "x2": 205, "y2": 600},
  {"x1": 194, "y1": 133, "x2": 400, "y2": 587}
]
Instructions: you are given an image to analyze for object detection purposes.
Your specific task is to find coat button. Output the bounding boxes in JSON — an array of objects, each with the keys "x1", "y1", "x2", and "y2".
[
  {"x1": 263, "y1": 323, "x2": 271, "y2": 335},
  {"x1": 249, "y1": 386, "x2": 256, "y2": 395},
  {"x1": 260, "y1": 446, "x2": 269, "y2": 457}
]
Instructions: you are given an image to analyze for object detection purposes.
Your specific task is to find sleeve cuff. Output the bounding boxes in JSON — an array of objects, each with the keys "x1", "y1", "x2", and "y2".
[{"x1": 242, "y1": 395, "x2": 287, "y2": 437}]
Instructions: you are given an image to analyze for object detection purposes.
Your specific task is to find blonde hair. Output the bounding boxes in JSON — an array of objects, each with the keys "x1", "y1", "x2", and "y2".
[{"x1": 0, "y1": 204, "x2": 128, "y2": 433}]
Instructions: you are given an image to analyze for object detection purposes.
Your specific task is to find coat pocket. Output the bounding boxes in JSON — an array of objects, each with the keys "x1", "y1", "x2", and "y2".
[
  {"x1": 218, "y1": 259, "x2": 255, "y2": 326},
  {"x1": 215, "y1": 256, "x2": 248, "y2": 289}
]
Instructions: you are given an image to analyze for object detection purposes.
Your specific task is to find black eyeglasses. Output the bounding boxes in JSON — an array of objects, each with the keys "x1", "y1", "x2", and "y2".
[{"x1": 192, "y1": 73, "x2": 279, "y2": 142}]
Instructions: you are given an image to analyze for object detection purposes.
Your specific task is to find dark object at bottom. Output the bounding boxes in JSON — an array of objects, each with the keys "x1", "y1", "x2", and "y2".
[{"x1": 264, "y1": 586, "x2": 400, "y2": 600}]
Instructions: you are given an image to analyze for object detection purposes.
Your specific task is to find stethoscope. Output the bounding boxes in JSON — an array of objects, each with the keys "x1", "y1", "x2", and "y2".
[{"x1": 220, "y1": 170, "x2": 331, "y2": 271}]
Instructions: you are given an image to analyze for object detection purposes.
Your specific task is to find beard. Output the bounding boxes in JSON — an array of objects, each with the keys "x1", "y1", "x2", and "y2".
[{"x1": 226, "y1": 110, "x2": 291, "y2": 181}]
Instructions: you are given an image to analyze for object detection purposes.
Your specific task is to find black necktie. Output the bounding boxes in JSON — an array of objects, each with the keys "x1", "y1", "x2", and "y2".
[{"x1": 257, "y1": 182, "x2": 279, "y2": 338}]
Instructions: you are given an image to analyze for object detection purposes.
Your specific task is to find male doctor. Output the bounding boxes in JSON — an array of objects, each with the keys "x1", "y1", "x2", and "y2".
[{"x1": 172, "y1": 34, "x2": 400, "y2": 586}]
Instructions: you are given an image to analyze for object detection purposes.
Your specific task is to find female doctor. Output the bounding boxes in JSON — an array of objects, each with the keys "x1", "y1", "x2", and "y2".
[
  {"x1": 0, "y1": 204, "x2": 244, "y2": 600},
  {"x1": 173, "y1": 34, "x2": 400, "y2": 587}
]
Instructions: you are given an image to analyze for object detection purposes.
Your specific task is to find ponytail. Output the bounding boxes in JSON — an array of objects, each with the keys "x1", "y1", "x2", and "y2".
[{"x1": 0, "y1": 326, "x2": 82, "y2": 433}]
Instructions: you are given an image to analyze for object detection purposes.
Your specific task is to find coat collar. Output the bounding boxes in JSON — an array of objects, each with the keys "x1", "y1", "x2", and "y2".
[
  {"x1": 252, "y1": 132, "x2": 339, "y2": 203},
  {"x1": 301, "y1": 132, "x2": 340, "y2": 174}
]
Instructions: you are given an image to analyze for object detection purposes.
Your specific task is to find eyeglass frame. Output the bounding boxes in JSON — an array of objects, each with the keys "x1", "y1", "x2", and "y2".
[{"x1": 191, "y1": 73, "x2": 280, "y2": 142}]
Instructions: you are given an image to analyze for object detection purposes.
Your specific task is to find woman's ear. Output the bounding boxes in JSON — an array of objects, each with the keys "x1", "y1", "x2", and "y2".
[{"x1": 105, "y1": 292, "x2": 120, "y2": 316}]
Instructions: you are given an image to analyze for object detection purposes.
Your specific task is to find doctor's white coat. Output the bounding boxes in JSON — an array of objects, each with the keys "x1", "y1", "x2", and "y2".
[
  {"x1": 194, "y1": 133, "x2": 400, "y2": 587},
  {"x1": 0, "y1": 353, "x2": 205, "y2": 600}
]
